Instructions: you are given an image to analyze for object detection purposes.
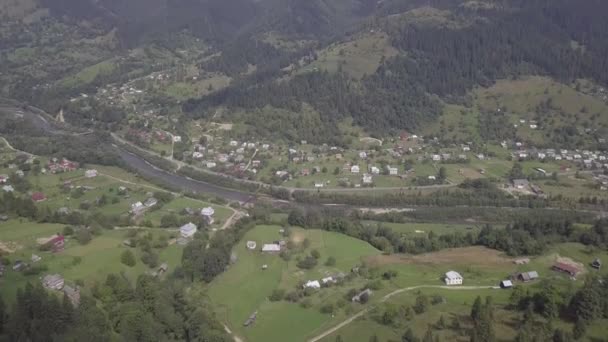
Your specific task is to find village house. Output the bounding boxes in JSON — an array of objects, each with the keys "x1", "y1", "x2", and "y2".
[
  {"x1": 31, "y1": 254, "x2": 41, "y2": 263},
  {"x1": 131, "y1": 201, "x2": 144, "y2": 213},
  {"x1": 301, "y1": 168, "x2": 310, "y2": 176},
  {"x1": 303, "y1": 280, "x2": 321, "y2": 289},
  {"x1": 352, "y1": 289, "x2": 372, "y2": 302},
  {"x1": 369, "y1": 166, "x2": 380, "y2": 175},
  {"x1": 192, "y1": 151, "x2": 204, "y2": 159},
  {"x1": 387, "y1": 166, "x2": 398, "y2": 175},
  {"x1": 359, "y1": 151, "x2": 367, "y2": 159},
  {"x1": 517, "y1": 271, "x2": 539, "y2": 282},
  {"x1": 351, "y1": 165, "x2": 360, "y2": 174},
  {"x1": 172, "y1": 135, "x2": 182, "y2": 143},
  {"x1": 229, "y1": 140, "x2": 238, "y2": 147},
  {"x1": 315, "y1": 182, "x2": 325, "y2": 188},
  {"x1": 591, "y1": 258, "x2": 601, "y2": 270},
  {"x1": 246, "y1": 241, "x2": 257, "y2": 250},
  {"x1": 206, "y1": 162, "x2": 217, "y2": 168},
  {"x1": 13, "y1": 260, "x2": 26, "y2": 271},
  {"x1": 444, "y1": 271, "x2": 463, "y2": 285},
  {"x1": 144, "y1": 197, "x2": 158, "y2": 208},
  {"x1": 252, "y1": 160, "x2": 261, "y2": 168},
  {"x1": 512, "y1": 179, "x2": 529, "y2": 189},
  {"x1": 85, "y1": 169, "x2": 98, "y2": 178},
  {"x1": 432, "y1": 154, "x2": 441, "y2": 161},
  {"x1": 180, "y1": 222, "x2": 198, "y2": 239},
  {"x1": 37, "y1": 234, "x2": 65, "y2": 252},
  {"x1": 2, "y1": 185, "x2": 14, "y2": 193},
  {"x1": 262, "y1": 144, "x2": 270, "y2": 150},
  {"x1": 48, "y1": 158, "x2": 78, "y2": 174},
  {"x1": 31, "y1": 192, "x2": 46, "y2": 202},
  {"x1": 42, "y1": 274, "x2": 65, "y2": 290},
  {"x1": 201, "y1": 207, "x2": 215, "y2": 224},
  {"x1": 0, "y1": 175, "x2": 7, "y2": 184},
  {"x1": 362, "y1": 174, "x2": 373, "y2": 184},
  {"x1": 15, "y1": 170, "x2": 24, "y2": 177}
]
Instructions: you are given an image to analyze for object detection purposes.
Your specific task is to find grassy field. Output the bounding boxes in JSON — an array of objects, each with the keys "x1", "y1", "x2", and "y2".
[
  {"x1": 363, "y1": 221, "x2": 478, "y2": 237},
  {"x1": 207, "y1": 224, "x2": 381, "y2": 342},
  {"x1": 58, "y1": 59, "x2": 117, "y2": 89},
  {"x1": 299, "y1": 32, "x2": 398, "y2": 79},
  {"x1": 0, "y1": 224, "x2": 183, "y2": 303}
]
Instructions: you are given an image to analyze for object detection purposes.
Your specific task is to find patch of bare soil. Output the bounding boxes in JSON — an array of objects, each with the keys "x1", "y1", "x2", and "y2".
[
  {"x1": 365, "y1": 246, "x2": 513, "y2": 267},
  {"x1": 290, "y1": 231, "x2": 306, "y2": 245},
  {"x1": 0, "y1": 240, "x2": 22, "y2": 254}
]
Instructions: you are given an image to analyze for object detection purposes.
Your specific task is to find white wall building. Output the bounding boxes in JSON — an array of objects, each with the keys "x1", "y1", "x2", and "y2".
[{"x1": 444, "y1": 271, "x2": 463, "y2": 285}]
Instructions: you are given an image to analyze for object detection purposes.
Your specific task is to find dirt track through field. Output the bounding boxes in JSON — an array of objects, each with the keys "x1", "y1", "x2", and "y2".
[{"x1": 307, "y1": 285, "x2": 495, "y2": 342}]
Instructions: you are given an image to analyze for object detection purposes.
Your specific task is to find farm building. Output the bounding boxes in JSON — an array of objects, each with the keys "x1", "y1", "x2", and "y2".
[
  {"x1": 444, "y1": 271, "x2": 463, "y2": 285},
  {"x1": 144, "y1": 197, "x2": 158, "y2": 207},
  {"x1": 180, "y1": 223, "x2": 198, "y2": 239},
  {"x1": 261, "y1": 243, "x2": 281, "y2": 252},
  {"x1": 37, "y1": 234, "x2": 65, "y2": 252},
  {"x1": 552, "y1": 262, "x2": 582, "y2": 277},
  {"x1": 591, "y1": 258, "x2": 601, "y2": 270},
  {"x1": 517, "y1": 271, "x2": 539, "y2": 282},
  {"x1": 500, "y1": 280, "x2": 513, "y2": 289},
  {"x1": 514, "y1": 258, "x2": 530, "y2": 265},
  {"x1": 246, "y1": 241, "x2": 257, "y2": 250},
  {"x1": 42, "y1": 274, "x2": 65, "y2": 290}
]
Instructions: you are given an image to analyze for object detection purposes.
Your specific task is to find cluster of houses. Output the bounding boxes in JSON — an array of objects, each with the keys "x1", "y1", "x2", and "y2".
[
  {"x1": 130, "y1": 197, "x2": 159, "y2": 214},
  {"x1": 302, "y1": 274, "x2": 345, "y2": 290},
  {"x1": 47, "y1": 158, "x2": 78, "y2": 174},
  {"x1": 41, "y1": 274, "x2": 80, "y2": 306},
  {"x1": 508, "y1": 145, "x2": 608, "y2": 169}
]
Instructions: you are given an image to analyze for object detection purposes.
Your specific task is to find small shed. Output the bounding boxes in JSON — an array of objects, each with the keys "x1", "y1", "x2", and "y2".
[
  {"x1": 500, "y1": 280, "x2": 513, "y2": 289},
  {"x1": 591, "y1": 258, "x2": 601, "y2": 270}
]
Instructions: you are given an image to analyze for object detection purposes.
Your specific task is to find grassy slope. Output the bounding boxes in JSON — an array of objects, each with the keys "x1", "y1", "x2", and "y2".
[{"x1": 207, "y1": 224, "x2": 381, "y2": 342}]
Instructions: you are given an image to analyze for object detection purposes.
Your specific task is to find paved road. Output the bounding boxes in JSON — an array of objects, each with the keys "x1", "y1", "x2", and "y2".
[{"x1": 307, "y1": 285, "x2": 495, "y2": 342}]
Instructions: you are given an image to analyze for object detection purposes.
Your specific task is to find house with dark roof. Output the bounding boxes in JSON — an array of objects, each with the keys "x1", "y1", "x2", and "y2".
[
  {"x1": 591, "y1": 258, "x2": 601, "y2": 270},
  {"x1": 517, "y1": 271, "x2": 539, "y2": 282},
  {"x1": 552, "y1": 262, "x2": 582, "y2": 277}
]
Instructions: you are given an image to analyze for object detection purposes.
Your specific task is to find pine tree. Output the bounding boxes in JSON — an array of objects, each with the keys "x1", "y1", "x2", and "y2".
[
  {"x1": 471, "y1": 296, "x2": 483, "y2": 322},
  {"x1": 402, "y1": 328, "x2": 418, "y2": 342},
  {"x1": 572, "y1": 319, "x2": 586, "y2": 340}
]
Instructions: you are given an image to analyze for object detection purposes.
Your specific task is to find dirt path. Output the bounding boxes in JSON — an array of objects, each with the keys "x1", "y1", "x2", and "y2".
[
  {"x1": 223, "y1": 324, "x2": 244, "y2": 342},
  {"x1": 307, "y1": 285, "x2": 495, "y2": 342}
]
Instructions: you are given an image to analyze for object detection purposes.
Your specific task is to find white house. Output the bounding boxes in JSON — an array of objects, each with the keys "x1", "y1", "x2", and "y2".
[
  {"x1": 201, "y1": 207, "x2": 215, "y2": 224},
  {"x1": 303, "y1": 280, "x2": 321, "y2": 289},
  {"x1": 206, "y1": 162, "x2": 217, "y2": 168},
  {"x1": 180, "y1": 223, "x2": 198, "y2": 239},
  {"x1": 229, "y1": 140, "x2": 238, "y2": 147},
  {"x1": 85, "y1": 169, "x2": 98, "y2": 178},
  {"x1": 529, "y1": 124, "x2": 538, "y2": 129},
  {"x1": 369, "y1": 166, "x2": 380, "y2": 175},
  {"x1": 130, "y1": 201, "x2": 144, "y2": 213},
  {"x1": 388, "y1": 166, "x2": 398, "y2": 175},
  {"x1": 2, "y1": 185, "x2": 14, "y2": 193},
  {"x1": 351, "y1": 165, "x2": 360, "y2": 174},
  {"x1": 314, "y1": 182, "x2": 324, "y2": 188},
  {"x1": 362, "y1": 174, "x2": 373, "y2": 184},
  {"x1": 192, "y1": 151, "x2": 204, "y2": 159},
  {"x1": 262, "y1": 244, "x2": 281, "y2": 252},
  {"x1": 172, "y1": 135, "x2": 182, "y2": 143},
  {"x1": 359, "y1": 151, "x2": 367, "y2": 159},
  {"x1": 321, "y1": 277, "x2": 335, "y2": 285},
  {"x1": 432, "y1": 154, "x2": 441, "y2": 161},
  {"x1": 445, "y1": 271, "x2": 463, "y2": 285},
  {"x1": 428, "y1": 175, "x2": 437, "y2": 181}
]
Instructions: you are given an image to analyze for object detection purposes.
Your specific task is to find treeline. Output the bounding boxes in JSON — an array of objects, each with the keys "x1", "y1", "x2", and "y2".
[
  {"x1": 179, "y1": 218, "x2": 256, "y2": 283},
  {"x1": 288, "y1": 207, "x2": 603, "y2": 256},
  {"x1": 0, "y1": 274, "x2": 230, "y2": 342},
  {"x1": 292, "y1": 187, "x2": 552, "y2": 209}
]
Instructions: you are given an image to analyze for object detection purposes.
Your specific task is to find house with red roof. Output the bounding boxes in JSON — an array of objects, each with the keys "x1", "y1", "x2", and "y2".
[
  {"x1": 552, "y1": 262, "x2": 582, "y2": 277},
  {"x1": 31, "y1": 192, "x2": 47, "y2": 202}
]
